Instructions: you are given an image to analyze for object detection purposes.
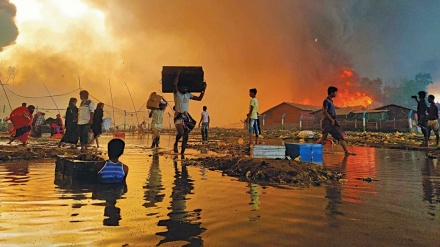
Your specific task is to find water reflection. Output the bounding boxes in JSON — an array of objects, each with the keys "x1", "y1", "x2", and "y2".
[
  {"x1": 325, "y1": 156, "x2": 347, "y2": 225},
  {"x1": 92, "y1": 183, "x2": 127, "y2": 226},
  {"x1": 422, "y1": 158, "x2": 440, "y2": 205},
  {"x1": 3, "y1": 162, "x2": 30, "y2": 185},
  {"x1": 156, "y1": 158, "x2": 206, "y2": 246},
  {"x1": 248, "y1": 183, "x2": 260, "y2": 211},
  {"x1": 54, "y1": 175, "x2": 127, "y2": 226},
  {"x1": 143, "y1": 152, "x2": 165, "y2": 208}
]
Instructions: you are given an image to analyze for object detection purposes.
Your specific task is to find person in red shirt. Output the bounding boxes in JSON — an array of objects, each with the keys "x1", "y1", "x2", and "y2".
[{"x1": 7, "y1": 105, "x2": 36, "y2": 146}]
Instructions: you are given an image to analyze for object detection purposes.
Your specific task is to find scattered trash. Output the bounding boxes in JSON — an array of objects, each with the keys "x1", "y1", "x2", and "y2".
[{"x1": 356, "y1": 177, "x2": 379, "y2": 182}]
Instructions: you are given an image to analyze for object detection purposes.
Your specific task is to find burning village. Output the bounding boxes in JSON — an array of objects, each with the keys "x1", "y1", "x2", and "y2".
[{"x1": 0, "y1": 0, "x2": 440, "y2": 246}]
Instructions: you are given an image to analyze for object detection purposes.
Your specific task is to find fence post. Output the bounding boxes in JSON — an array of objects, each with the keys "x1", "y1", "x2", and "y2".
[
  {"x1": 124, "y1": 110, "x2": 127, "y2": 131},
  {"x1": 168, "y1": 113, "x2": 172, "y2": 129},
  {"x1": 393, "y1": 118, "x2": 396, "y2": 129},
  {"x1": 281, "y1": 113, "x2": 286, "y2": 130},
  {"x1": 408, "y1": 110, "x2": 413, "y2": 133},
  {"x1": 299, "y1": 115, "x2": 303, "y2": 130},
  {"x1": 363, "y1": 111, "x2": 366, "y2": 132},
  {"x1": 261, "y1": 114, "x2": 266, "y2": 126}
]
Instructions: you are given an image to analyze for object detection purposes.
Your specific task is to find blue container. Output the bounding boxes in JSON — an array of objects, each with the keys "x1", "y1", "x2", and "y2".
[
  {"x1": 311, "y1": 144, "x2": 323, "y2": 163},
  {"x1": 285, "y1": 143, "x2": 323, "y2": 164}
]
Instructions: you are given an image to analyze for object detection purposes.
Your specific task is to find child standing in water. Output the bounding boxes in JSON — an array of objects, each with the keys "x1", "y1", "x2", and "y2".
[
  {"x1": 198, "y1": 106, "x2": 210, "y2": 143},
  {"x1": 149, "y1": 101, "x2": 167, "y2": 148}
]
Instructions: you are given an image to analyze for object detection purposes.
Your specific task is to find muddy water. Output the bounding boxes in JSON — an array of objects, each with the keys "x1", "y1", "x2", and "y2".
[{"x1": 0, "y1": 135, "x2": 439, "y2": 247}]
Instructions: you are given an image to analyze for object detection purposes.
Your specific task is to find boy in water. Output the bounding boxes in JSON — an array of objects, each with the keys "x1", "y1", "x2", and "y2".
[
  {"x1": 247, "y1": 88, "x2": 259, "y2": 146},
  {"x1": 427, "y1": 94, "x2": 439, "y2": 147},
  {"x1": 94, "y1": 139, "x2": 129, "y2": 184},
  {"x1": 320, "y1": 86, "x2": 355, "y2": 156},
  {"x1": 198, "y1": 106, "x2": 210, "y2": 143},
  {"x1": 149, "y1": 101, "x2": 167, "y2": 148}
]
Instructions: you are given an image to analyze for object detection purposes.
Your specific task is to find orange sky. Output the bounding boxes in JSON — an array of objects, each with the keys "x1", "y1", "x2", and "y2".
[{"x1": 0, "y1": 0, "x2": 361, "y2": 126}]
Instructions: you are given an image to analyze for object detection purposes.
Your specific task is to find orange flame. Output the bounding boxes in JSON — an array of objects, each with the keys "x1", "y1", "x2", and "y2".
[
  {"x1": 333, "y1": 68, "x2": 373, "y2": 107},
  {"x1": 334, "y1": 90, "x2": 373, "y2": 107}
]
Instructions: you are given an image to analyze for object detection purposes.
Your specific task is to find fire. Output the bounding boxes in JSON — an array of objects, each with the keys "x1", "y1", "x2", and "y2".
[
  {"x1": 340, "y1": 69, "x2": 354, "y2": 79},
  {"x1": 333, "y1": 68, "x2": 374, "y2": 107},
  {"x1": 334, "y1": 89, "x2": 373, "y2": 107}
]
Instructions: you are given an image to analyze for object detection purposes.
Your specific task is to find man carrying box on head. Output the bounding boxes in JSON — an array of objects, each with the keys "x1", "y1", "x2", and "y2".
[
  {"x1": 149, "y1": 101, "x2": 167, "y2": 148},
  {"x1": 173, "y1": 70, "x2": 207, "y2": 154}
]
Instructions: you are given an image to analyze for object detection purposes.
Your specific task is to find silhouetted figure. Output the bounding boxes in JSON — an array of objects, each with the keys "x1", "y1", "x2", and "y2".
[{"x1": 59, "y1": 98, "x2": 79, "y2": 147}]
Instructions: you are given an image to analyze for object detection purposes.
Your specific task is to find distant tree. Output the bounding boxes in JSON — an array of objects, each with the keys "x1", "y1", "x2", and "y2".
[
  {"x1": 384, "y1": 73, "x2": 433, "y2": 107},
  {"x1": 0, "y1": 61, "x2": 18, "y2": 84}
]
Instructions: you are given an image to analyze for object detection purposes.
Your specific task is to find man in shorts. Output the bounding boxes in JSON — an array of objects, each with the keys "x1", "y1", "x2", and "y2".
[
  {"x1": 173, "y1": 70, "x2": 207, "y2": 154},
  {"x1": 320, "y1": 86, "x2": 355, "y2": 156}
]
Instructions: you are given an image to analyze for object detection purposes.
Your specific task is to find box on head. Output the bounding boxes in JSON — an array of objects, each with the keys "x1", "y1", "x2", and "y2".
[
  {"x1": 162, "y1": 66, "x2": 205, "y2": 93},
  {"x1": 147, "y1": 92, "x2": 163, "y2": 110}
]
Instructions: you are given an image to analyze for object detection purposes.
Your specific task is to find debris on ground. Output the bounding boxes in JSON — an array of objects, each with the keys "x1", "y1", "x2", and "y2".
[
  {"x1": 0, "y1": 145, "x2": 82, "y2": 161},
  {"x1": 183, "y1": 157, "x2": 342, "y2": 187}
]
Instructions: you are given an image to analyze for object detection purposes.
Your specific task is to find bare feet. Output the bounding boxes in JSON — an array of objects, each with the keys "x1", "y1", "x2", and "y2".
[{"x1": 345, "y1": 151, "x2": 356, "y2": 156}]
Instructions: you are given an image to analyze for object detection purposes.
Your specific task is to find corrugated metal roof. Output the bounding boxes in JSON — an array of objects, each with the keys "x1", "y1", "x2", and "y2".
[
  {"x1": 310, "y1": 107, "x2": 354, "y2": 116},
  {"x1": 284, "y1": 102, "x2": 322, "y2": 111},
  {"x1": 374, "y1": 104, "x2": 415, "y2": 111}
]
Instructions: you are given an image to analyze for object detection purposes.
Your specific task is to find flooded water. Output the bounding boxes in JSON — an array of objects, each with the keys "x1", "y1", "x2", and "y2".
[{"x1": 0, "y1": 135, "x2": 439, "y2": 246}]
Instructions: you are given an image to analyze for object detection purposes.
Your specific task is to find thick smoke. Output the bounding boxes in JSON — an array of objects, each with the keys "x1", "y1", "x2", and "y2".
[
  {"x1": 1, "y1": 0, "x2": 440, "y2": 125},
  {"x1": 0, "y1": 0, "x2": 18, "y2": 51}
]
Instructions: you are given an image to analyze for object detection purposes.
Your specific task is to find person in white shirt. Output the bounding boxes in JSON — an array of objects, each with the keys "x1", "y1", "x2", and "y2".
[
  {"x1": 247, "y1": 88, "x2": 259, "y2": 146},
  {"x1": 173, "y1": 70, "x2": 207, "y2": 154},
  {"x1": 149, "y1": 101, "x2": 167, "y2": 148},
  {"x1": 198, "y1": 106, "x2": 210, "y2": 143},
  {"x1": 77, "y1": 90, "x2": 95, "y2": 151}
]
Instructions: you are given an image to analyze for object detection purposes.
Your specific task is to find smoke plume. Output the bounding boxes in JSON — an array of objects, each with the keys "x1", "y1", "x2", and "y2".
[
  {"x1": 1, "y1": 0, "x2": 440, "y2": 126},
  {"x1": 0, "y1": 0, "x2": 18, "y2": 51}
]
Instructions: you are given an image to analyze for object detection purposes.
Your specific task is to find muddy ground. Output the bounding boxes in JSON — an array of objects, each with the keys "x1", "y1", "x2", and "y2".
[
  {"x1": 183, "y1": 157, "x2": 342, "y2": 187},
  {"x1": 1, "y1": 128, "x2": 439, "y2": 186}
]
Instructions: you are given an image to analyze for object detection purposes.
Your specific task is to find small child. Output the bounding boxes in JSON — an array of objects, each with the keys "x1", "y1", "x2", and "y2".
[
  {"x1": 149, "y1": 101, "x2": 167, "y2": 148},
  {"x1": 198, "y1": 106, "x2": 210, "y2": 143},
  {"x1": 94, "y1": 139, "x2": 129, "y2": 184}
]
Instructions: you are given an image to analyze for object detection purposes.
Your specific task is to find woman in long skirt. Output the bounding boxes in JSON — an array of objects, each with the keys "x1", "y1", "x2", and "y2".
[
  {"x1": 59, "y1": 98, "x2": 79, "y2": 147},
  {"x1": 90, "y1": 102, "x2": 104, "y2": 148}
]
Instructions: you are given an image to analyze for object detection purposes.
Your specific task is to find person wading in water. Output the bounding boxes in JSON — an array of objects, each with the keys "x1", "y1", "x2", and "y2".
[{"x1": 173, "y1": 70, "x2": 207, "y2": 155}]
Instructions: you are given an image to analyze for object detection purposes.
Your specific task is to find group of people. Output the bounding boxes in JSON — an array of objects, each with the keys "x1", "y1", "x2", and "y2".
[
  {"x1": 414, "y1": 91, "x2": 439, "y2": 147},
  {"x1": 246, "y1": 86, "x2": 356, "y2": 156},
  {"x1": 6, "y1": 90, "x2": 105, "y2": 150},
  {"x1": 58, "y1": 90, "x2": 105, "y2": 151}
]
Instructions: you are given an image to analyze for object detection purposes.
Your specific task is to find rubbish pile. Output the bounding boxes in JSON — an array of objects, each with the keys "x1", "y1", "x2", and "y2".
[{"x1": 183, "y1": 157, "x2": 342, "y2": 186}]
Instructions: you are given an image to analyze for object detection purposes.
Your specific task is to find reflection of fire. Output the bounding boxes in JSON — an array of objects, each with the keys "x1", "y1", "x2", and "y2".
[{"x1": 333, "y1": 69, "x2": 373, "y2": 107}]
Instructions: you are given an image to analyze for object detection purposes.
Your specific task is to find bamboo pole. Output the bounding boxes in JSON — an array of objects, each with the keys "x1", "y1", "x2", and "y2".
[
  {"x1": 43, "y1": 83, "x2": 61, "y2": 115},
  {"x1": 108, "y1": 79, "x2": 116, "y2": 130},
  {"x1": 123, "y1": 81, "x2": 139, "y2": 126},
  {"x1": 0, "y1": 80, "x2": 12, "y2": 111}
]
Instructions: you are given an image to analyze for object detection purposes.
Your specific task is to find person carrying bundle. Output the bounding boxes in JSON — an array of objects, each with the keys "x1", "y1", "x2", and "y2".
[{"x1": 173, "y1": 70, "x2": 207, "y2": 154}]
